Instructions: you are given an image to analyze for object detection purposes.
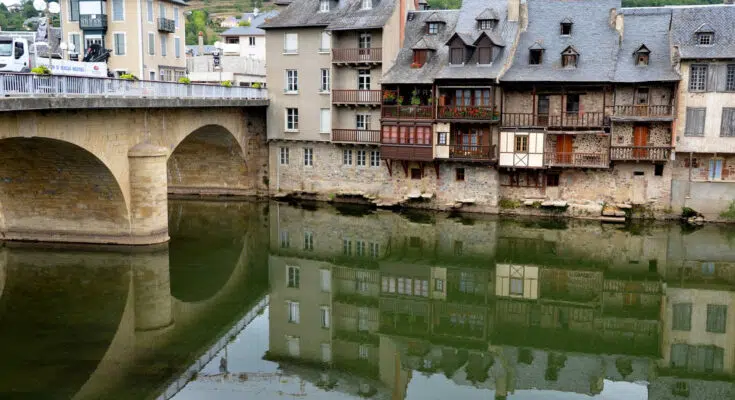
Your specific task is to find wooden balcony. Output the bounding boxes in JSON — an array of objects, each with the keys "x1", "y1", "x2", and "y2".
[
  {"x1": 502, "y1": 112, "x2": 609, "y2": 129},
  {"x1": 438, "y1": 106, "x2": 499, "y2": 122},
  {"x1": 610, "y1": 105, "x2": 674, "y2": 121},
  {"x1": 544, "y1": 152, "x2": 610, "y2": 168},
  {"x1": 436, "y1": 145, "x2": 496, "y2": 162},
  {"x1": 333, "y1": 90, "x2": 381, "y2": 106},
  {"x1": 610, "y1": 146, "x2": 671, "y2": 161},
  {"x1": 380, "y1": 144, "x2": 433, "y2": 161},
  {"x1": 332, "y1": 129, "x2": 380, "y2": 144},
  {"x1": 332, "y1": 48, "x2": 382, "y2": 64},
  {"x1": 381, "y1": 105, "x2": 433, "y2": 120}
]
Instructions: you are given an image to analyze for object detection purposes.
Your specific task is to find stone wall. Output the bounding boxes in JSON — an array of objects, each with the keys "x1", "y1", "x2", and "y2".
[
  {"x1": 269, "y1": 141, "x2": 499, "y2": 211},
  {"x1": 503, "y1": 89, "x2": 612, "y2": 115},
  {"x1": 614, "y1": 86, "x2": 673, "y2": 107},
  {"x1": 612, "y1": 122, "x2": 672, "y2": 147}
]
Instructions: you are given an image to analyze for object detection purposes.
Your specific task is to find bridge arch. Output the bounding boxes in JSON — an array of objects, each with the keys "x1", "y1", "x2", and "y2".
[{"x1": 0, "y1": 137, "x2": 130, "y2": 243}]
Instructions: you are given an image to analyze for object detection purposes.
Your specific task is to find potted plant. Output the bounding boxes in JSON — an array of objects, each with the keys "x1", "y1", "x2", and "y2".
[
  {"x1": 31, "y1": 66, "x2": 51, "y2": 75},
  {"x1": 120, "y1": 73, "x2": 138, "y2": 80},
  {"x1": 31, "y1": 66, "x2": 52, "y2": 93},
  {"x1": 410, "y1": 89, "x2": 421, "y2": 106},
  {"x1": 382, "y1": 90, "x2": 397, "y2": 104},
  {"x1": 252, "y1": 82, "x2": 262, "y2": 89},
  {"x1": 221, "y1": 80, "x2": 233, "y2": 87},
  {"x1": 410, "y1": 62, "x2": 422, "y2": 69},
  {"x1": 178, "y1": 76, "x2": 191, "y2": 84}
]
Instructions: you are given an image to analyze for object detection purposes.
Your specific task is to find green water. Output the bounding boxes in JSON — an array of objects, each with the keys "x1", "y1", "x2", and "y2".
[{"x1": 1, "y1": 200, "x2": 734, "y2": 399}]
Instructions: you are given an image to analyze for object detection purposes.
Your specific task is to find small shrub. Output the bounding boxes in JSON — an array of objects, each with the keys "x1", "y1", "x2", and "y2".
[
  {"x1": 499, "y1": 198, "x2": 521, "y2": 209},
  {"x1": 238, "y1": 20, "x2": 251, "y2": 27},
  {"x1": 721, "y1": 201, "x2": 735, "y2": 220},
  {"x1": 221, "y1": 80, "x2": 233, "y2": 87},
  {"x1": 31, "y1": 66, "x2": 51, "y2": 75},
  {"x1": 178, "y1": 76, "x2": 191, "y2": 84},
  {"x1": 120, "y1": 73, "x2": 138, "y2": 81},
  {"x1": 252, "y1": 82, "x2": 261, "y2": 88},
  {"x1": 681, "y1": 207, "x2": 699, "y2": 218}
]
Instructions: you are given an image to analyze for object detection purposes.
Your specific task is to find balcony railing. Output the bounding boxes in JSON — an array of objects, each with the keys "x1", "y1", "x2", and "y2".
[
  {"x1": 158, "y1": 18, "x2": 176, "y2": 33},
  {"x1": 332, "y1": 129, "x2": 380, "y2": 144},
  {"x1": 0, "y1": 73, "x2": 267, "y2": 100},
  {"x1": 544, "y1": 152, "x2": 609, "y2": 168},
  {"x1": 611, "y1": 105, "x2": 673, "y2": 118},
  {"x1": 79, "y1": 14, "x2": 107, "y2": 30},
  {"x1": 332, "y1": 90, "x2": 381, "y2": 105},
  {"x1": 438, "y1": 106, "x2": 499, "y2": 121},
  {"x1": 381, "y1": 105, "x2": 433, "y2": 120},
  {"x1": 332, "y1": 48, "x2": 382, "y2": 63},
  {"x1": 502, "y1": 112, "x2": 608, "y2": 128},
  {"x1": 380, "y1": 144, "x2": 433, "y2": 161},
  {"x1": 610, "y1": 146, "x2": 671, "y2": 161},
  {"x1": 439, "y1": 144, "x2": 496, "y2": 161}
]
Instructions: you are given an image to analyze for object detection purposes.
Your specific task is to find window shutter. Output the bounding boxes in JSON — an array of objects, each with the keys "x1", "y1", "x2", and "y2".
[
  {"x1": 714, "y1": 64, "x2": 728, "y2": 92},
  {"x1": 112, "y1": 0, "x2": 123, "y2": 21},
  {"x1": 722, "y1": 108, "x2": 735, "y2": 137},
  {"x1": 706, "y1": 64, "x2": 718, "y2": 92},
  {"x1": 685, "y1": 108, "x2": 705, "y2": 137}
]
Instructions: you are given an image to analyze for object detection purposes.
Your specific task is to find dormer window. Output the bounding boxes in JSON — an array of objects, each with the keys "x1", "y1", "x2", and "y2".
[
  {"x1": 427, "y1": 22, "x2": 440, "y2": 34},
  {"x1": 633, "y1": 44, "x2": 650, "y2": 67},
  {"x1": 697, "y1": 32, "x2": 713, "y2": 45},
  {"x1": 361, "y1": 0, "x2": 372, "y2": 10},
  {"x1": 561, "y1": 46, "x2": 578, "y2": 68},
  {"x1": 450, "y1": 48, "x2": 464, "y2": 65},
  {"x1": 319, "y1": 0, "x2": 329, "y2": 12},
  {"x1": 560, "y1": 19, "x2": 573, "y2": 36},
  {"x1": 478, "y1": 46, "x2": 492, "y2": 65},
  {"x1": 530, "y1": 49, "x2": 543, "y2": 65},
  {"x1": 412, "y1": 49, "x2": 428, "y2": 67},
  {"x1": 478, "y1": 19, "x2": 496, "y2": 30}
]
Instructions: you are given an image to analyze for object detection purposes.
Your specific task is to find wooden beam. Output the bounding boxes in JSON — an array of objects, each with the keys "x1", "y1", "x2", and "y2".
[{"x1": 385, "y1": 159, "x2": 393, "y2": 176}]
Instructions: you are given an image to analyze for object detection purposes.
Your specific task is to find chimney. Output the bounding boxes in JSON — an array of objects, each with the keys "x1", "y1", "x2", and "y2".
[
  {"x1": 508, "y1": 0, "x2": 519, "y2": 22},
  {"x1": 399, "y1": 0, "x2": 406, "y2": 47},
  {"x1": 198, "y1": 31, "x2": 204, "y2": 55}
]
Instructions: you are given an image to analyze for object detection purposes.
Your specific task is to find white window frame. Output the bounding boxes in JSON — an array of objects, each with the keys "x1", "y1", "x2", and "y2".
[
  {"x1": 343, "y1": 149, "x2": 353, "y2": 165},
  {"x1": 320, "y1": 68, "x2": 330, "y2": 93},
  {"x1": 280, "y1": 230, "x2": 290, "y2": 248},
  {"x1": 174, "y1": 36, "x2": 181, "y2": 58},
  {"x1": 287, "y1": 265, "x2": 300, "y2": 288},
  {"x1": 148, "y1": 32, "x2": 155, "y2": 55},
  {"x1": 320, "y1": 108, "x2": 331, "y2": 133},
  {"x1": 285, "y1": 69, "x2": 298, "y2": 93},
  {"x1": 320, "y1": 306, "x2": 331, "y2": 328},
  {"x1": 370, "y1": 151, "x2": 380, "y2": 167},
  {"x1": 287, "y1": 336, "x2": 300, "y2": 357},
  {"x1": 147, "y1": 0, "x2": 153, "y2": 23},
  {"x1": 304, "y1": 231, "x2": 314, "y2": 250},
  {"x1": 356, "y1": 113, "x2": 370, "y2": 130},
  {"x1": 359, "y1": 344, "x2": 369, "y2": 359},
  {"x1": 319, "y1": 0, "x2": 330, "y2": 12},
  {"x1": 174, "y1": 6, "x2": 179, "y2": 28},
  {"x1": 304, "y1": 147, "x2": 314, "y2": 166},
  {"x1": 356, "y1": 150, "x2": 367, "y2": 166},
  {"x1": 112, "y1": 32, "x2": 126, "y2": 55},
  {"x1": 68, "y1": 32, "x2": 82, "y2": 56},
  {"x1": 320, "y1": 269, "x2": 331, "y2": 292},
  {"x1": 280, "y1": 147, "x2": 290, "y2": 165},
  {"x1": 286, "y1": 108, "x2": 298, "y2": 131},
  {"x1": 284, "y1": 32, "x2": 298, "y2": 54},
  {"x1": 249, "y1": 36, "x2": 256, "y2": 47},
  {"x1": 287, "y1": 301, "x2": 300, "y2": 324},
  {"x1": 159, "y1": 2, "x2": 166, "y2": 19},
  {"x1": 358, "y1": 69, "x2": 371, "y2": 90},
  {"x1": 112, "y1": 0, "x2": 125, "y2": 22}
]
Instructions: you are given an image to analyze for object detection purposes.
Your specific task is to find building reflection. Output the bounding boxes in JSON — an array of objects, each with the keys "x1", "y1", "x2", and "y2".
[{"x1": 267, "y1": 203, "x2": 735, "y2": 399}]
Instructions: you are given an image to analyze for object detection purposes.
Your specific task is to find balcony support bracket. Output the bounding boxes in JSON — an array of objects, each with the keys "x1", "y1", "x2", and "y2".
[{"x1": 384, "y1": 159, "x2": 393, "y2": 177}]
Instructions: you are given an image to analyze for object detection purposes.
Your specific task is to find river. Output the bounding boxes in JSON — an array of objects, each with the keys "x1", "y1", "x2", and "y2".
[{"x1": 0, "y1": 199, "x2": 733, "y2": 399}]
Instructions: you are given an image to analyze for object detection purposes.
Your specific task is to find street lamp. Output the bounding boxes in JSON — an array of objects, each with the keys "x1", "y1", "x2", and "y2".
[{"x1": 32, "y1": 0, "x2": 60, "y2": 71}]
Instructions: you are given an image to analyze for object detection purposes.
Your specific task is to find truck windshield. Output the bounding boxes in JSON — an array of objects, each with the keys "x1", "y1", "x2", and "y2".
[{"x1": 0, "y1": 42, "x2": 12, "y2": 56}]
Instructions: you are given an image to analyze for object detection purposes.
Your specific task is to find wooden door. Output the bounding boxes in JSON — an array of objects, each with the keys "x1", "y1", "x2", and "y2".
[
  {"x1": 537, "y1": 95, "x2": 550, "y2": 126},
  {"x1": 556, "y1": 135, "x2": 573, "y2": 165},
  {"x1": 633, "y1": 125, "x2": 649, "y2": 159}
]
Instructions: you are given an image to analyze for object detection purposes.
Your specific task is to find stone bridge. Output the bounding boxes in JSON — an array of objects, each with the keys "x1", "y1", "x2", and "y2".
[{"x1": 0, "y1": 96, "x2": 268, "y2": 245}]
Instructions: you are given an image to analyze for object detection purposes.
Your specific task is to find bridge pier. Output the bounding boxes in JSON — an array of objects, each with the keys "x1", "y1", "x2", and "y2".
[
  {"x1": 128, "y1": 143, "x2": 170, "y2": 245},
  {"x1": 133, "y1": 244, "x2": 174, "y2": 331}
]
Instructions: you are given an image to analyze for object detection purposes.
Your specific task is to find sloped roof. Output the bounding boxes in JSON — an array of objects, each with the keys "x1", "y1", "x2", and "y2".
[
  {"x1": 445, "y1": 32, "x2": 476, "y2": 47},
  {"x1": 221, "y1": 10, "x2": 280, "y2": 36},
  {"x1": 425, "y1": 12, "x2": 446, "y2": 23},
  {"x1": 412, "y1": 37, "x2": 436, "y2": 50},
  {"x1": 476, "y1": 8, "x2": 500, "y2": 21},
  {"x1": 670, "y1": 5, "x2": 735, "y2": 59},
  {"x1": 502, "y1": 0, "x2": 621, "y2": 83},
  {"x1": 382, "y1": 10, "x2": 460, "y2": 84},
  {"x1": 473, "y1": 30, "x2": 505, "y2": 47},
  {"x1": 260, "y1": 0, "x2": 396, "y2": 31},
  {"x1": 614, "y1": 8, "x2": 679, "y2": 83}
]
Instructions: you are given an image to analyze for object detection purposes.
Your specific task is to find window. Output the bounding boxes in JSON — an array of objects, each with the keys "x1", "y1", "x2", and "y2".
[
  {"x1": 159, "y1": 3, "x2": 166, "y2": 18},
  {"x1": 320, "y1": 269, "x2": 331, "y2": 292},
  {"x1": 174, "y1": 7, "x2": 179, "y2": 28},
  {"x1": 149, "y1": 71, "x2": 156, "y2": 81},
  {"x1": 316, "y1": 69, "x2": 330, "y2": 93},
  {"x1": 319, "y1": 0, "x2": 330, "y2": 12},
  {"x1": 69, "y1": 0, "x2": 79, "y2": 21},
  {"x1": 515, "y1": 135, "x2": 528, "y2": 152},
  {"x1": 689, "y1": 64, "x2": 707, "y2": 92},
  {"x1": 370, "y1": 151, "x2": 380, "y2": 167},
  {"x1": 147, "y1": 0, "x2": 153, "y2": 22},
  {"x1": 478, "y1": 20, "x2": 495, "y2": 30},
  {"x1": 529, "y1": 49, "x2": 543, "y2": 65},
  {"x1": 226, "y1": 37, "x2": 238, "y2": 44},
  {"x1": 285, "y1": 69, "x2": 298, "y2": 92},
  {"x1": 369, "y1": 242, "x2": 380, "y2": 257},
  {"x1": 635, "y1": 88, "x2": 649, "y2": 105},
  {"x1": 727, "y1": 65, "x2": 735, "y2": 91},
  {"x1": 321, "y1": 306, "x2": 331, "y2": 328},
  {"x1": 721, "y1": 108, "x2": 735, "y2": 137},
  {"x1": 412, "y1": 49, "x2": 427, "y2": 67},
  {"x1": 566, "y1": 94, "x2": 580, "y2": 113},
  {"x1": 304, "y1": 231, "x2": 314, "y2": 250},
  {"x1": 697, "y1": 32, "x2": 713, "y2": 46},
  {"x1": 709, "y1": 159, "x2": 723, "y2": 180},
  {"x1": 288, "y1": 301, "x2": 300, "y2": 323},
  {"x1": 359, "y1": 32, "x2": 372, "y2": 49},
  {"x1": 455, "y1": 168, "x2": 465, "y2": 181},
  {"x1": 284, "y1": 33, "x2": 298, "y2": 54},
  {"x1": 454, "y1": 240, "x2": 463, "y2": 255},
  {"x1": 304, "y1": 147, "x2": 314, "y2": 166},
  {"x1": 359, "y1": 344, "x2": 369, "y2": 359},
  {"x1": 148, "y1": 32, "x2": 155, "y2": 55},
  {"x1": 280, "y1": 147, "x2": 290, "y2": 165},
  {"x1": 321, "y1": 343, "x2": 332, "y2": 362},
  {"x1": 654, "y1": 164, "x2": 664, "y2": 176},
  {"x1": 356, "y1": 114, "x2": 370, "y2": 130},
  {"x1": 361, "y1": 0, "x2": 372, "y2": 10},
  {"x1": 560, "y1": 22, "x2": 572, "y2": 36},
  {"x1": 175, "y1": 37, "x2": 181, "y2": 58},
  {"x1": 69, "y1": 33, "x2": 81, "y2": 55},
  {"x1": 356, "y1": 240, "x2": 366, "y2": 256},
  {"x1": 450, "y1": 47, "x2": 464, "y2": 65},
  {"x1": 702, "y1": 262, "x2": 715, "y2": 275},
  {"x1": 685, "y1": 107, "x2": 706, "y2": 137},
  {"x1": 427, "y1": 22, "x2": 439, "y2": 34},
  {"x1": 286, "y1": 108, "x2": 298, "y2": 131},
  {"x1": 357, "y1": 150, "x2": 367, "y2": 166},
  {"x1": 636, "y1": 53, "x2": 649, "y2": 66},
  {"x1": 435, "y1": 279, "x2": 444, "y2": 291},
  {"x1": 343, "y1": 238, "x2": 352, "y2": 255},
  {"x1": 562, "y1": 53, "x2": 577, "y2": 68},
  {"x1": 249, "y1": 37, "x2": 256, "y2": 46},
  {"x1": 706, "y1": 304, "x2": 727, "y2": 333},
  {"x1": 510, "y1": 278, "x2": 524, "y2": 295},
  {"x1": 358, "y1": 69, "x2": 370, "y2": 90},
  {"x1": 160, "y1": 35, "x2": 167, "y2": 57},
  {"x1": 113, "y1": 33, "x2": 125, "y2": 55},
  {"x1": 287, "y1": 336, "x2": 300, "y2": 357},
  {"x1": 358, "y1": 307, "x2": 369, "y2": 330},
  {"x1": 343, "y1": 149, "x2": 353, "y2": 165},
  {"x1": 547, "y1": 173, "x2": 559, "y2": 187},
  {"x1": 478, "y1": 46, "x2": 492, "y2": 65},
  {"x1": 287, "y1": 266, "x2": 300, "y2": 288},
  {"x1": 410, "y1": 168, "x2": 422, "y2": 180},
  {"x1": 672, "y1": 303, "x2": 692, "y2": 331},
  {"x1": 112, "y1": 0, "x2": 124, "y2": 21},
  {"x1": 438, "y1": 132, "x2": 448, "y2": 145},
  {"x1": 320, "y1": 31, "x2": 331, "y2": 51},
  {"x1": 320, "y1": 108, "x2": 330, "y2": 133}
]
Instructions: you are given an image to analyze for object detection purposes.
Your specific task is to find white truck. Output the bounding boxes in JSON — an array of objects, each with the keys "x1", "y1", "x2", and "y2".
[{"x1": 0, "y1": 31, "x2": 108, "y2": 77}]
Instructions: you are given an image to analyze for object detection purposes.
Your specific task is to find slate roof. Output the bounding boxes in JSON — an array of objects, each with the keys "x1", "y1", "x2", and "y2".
[
  {"x1": 502, "y1": 0, "x2": 622, "y2": 83},
  {"x1": 613, "y1": 8, "x2": 679, "y2": 83},
  {"x1": 186, "y1": 45, "x2": 218, "y2": 56},
  {"x1": 221, "y1": 10, "x2": 280, "y2": 36},
  {"x1": 260, "y1": 0, "x2": 396, "y2": 31},
  {"x1": 476, "y1": 8, "x2": 500, "y2": 21},
  {"x1": 670, "y1": 5, "x2": 735, "y2": 60},
  {"x1": 432, "y1": 0, "x2": 519, "y2": 80},
  {"x1": 382, "y1": 10, "x2": 460, "y2": 84}
]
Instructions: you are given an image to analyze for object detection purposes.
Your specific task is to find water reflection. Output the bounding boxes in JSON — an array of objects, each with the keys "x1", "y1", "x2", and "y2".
[{"x1": 265, "y1": 202, "x2": 735, "y2": 399}]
